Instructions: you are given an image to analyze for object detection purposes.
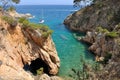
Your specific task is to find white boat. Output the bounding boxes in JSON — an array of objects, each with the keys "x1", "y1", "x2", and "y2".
[
  {"x1": 39, "y1": 19, "x2": 44, "y2": 23},
  {"x1": 39, "y1": 9, "x2": 44, "y2": 23}
]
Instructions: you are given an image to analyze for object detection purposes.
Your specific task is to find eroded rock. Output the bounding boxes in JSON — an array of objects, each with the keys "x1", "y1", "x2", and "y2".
[{"x1": 0, "y1": 15, "x2": 60, "y2": 80}]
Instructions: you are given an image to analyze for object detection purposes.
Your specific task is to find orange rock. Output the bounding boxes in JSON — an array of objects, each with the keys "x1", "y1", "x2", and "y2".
[{"x1": 0, "y1": 16, "x2": 60, "y2": 80}]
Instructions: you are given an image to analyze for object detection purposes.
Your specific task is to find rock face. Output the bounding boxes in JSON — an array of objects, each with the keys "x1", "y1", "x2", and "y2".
[
  {"x1": 64, "y1": 0, "x2": 120, "y2": 79},
  {"x1": 64, "y1": 0, "x2": 120, "y2": 60},
  {"x1": 82, "y1": 31, "x2": 119, "y2": 58},
  {"x1": 65, "y1": 0, "x2": 120, "y2": 61},
  {"x1": 35, "y1": 74, "x2": 62, "y2": 80},
  {"x1": 64, "y1": 0, "x2": 120, "y2": 32},
  {"x1": 0, "y1": 15, "x2": 60, "y2": 80}
]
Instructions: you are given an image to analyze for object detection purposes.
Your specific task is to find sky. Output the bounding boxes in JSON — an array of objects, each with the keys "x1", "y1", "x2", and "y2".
[{"x1": 19, "y1": 0, "x2": 74, "y2": 5}]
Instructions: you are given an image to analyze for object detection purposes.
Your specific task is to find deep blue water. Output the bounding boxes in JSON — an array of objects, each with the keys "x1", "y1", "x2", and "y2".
[{"x1": 16, "y1": 5, "x2": 94, "y2": 78}]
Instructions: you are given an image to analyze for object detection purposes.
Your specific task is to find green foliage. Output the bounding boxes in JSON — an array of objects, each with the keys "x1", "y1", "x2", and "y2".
[
  {"x1": 106, "y1": 31, "x2": 119, "y2": 38},
  {"x1": 97, "y1": 26, "x2": 119, "y2": 38},
  {"x1": 69, "y1": 55, "x2": 93, "y2": 80},
  {"x1": 36, "y1": 67, "x2": 44, "y2": 75},
  {"x1": 97, "y1": 26, "x2": 109, "y2": 33},
  {"x1": 39, "y1": 26, "x2": 53, "y2": 38},
  {"x1": 7, "y1": 6, "x2": 15, "y2": 11},
  {"x1": 1, "y1": 16, "x2": 17, "y2": 27},
  {"x1": 18, "y1": 17, "x2": 53, "y2": 38},
  {"x1": 18, "y1": 17, "x2": 27, "y2": 23},
  {"x1": 29, "y1": 23, "x2": 42, "y2": 29},
  {"x1": 22, "y1": 19, "x2": 30, "y2": 27},
  {"x1": 18, "y1": 17, "x2": 30, "y2": 27},
  {"x1": 12, "y1": 0, "x2": 20, "y2": 4},
  {"x1": 68, "y1": 55, "x2": 102, "y2": 80}
]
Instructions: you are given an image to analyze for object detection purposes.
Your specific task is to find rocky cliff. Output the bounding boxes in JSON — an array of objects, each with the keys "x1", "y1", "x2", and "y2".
[
  {"x1": 64, "y1": 0, "x2": 120, "y2": 80},
  {"x1": 64, "y1": 0, "x2": 120, "y2": 59},
  {"x1": 0, "y1": 13, "x2": 60, "y2": 80},
  {"x1": 64, "y1": 0, "x2": 120, "y2": 32}
]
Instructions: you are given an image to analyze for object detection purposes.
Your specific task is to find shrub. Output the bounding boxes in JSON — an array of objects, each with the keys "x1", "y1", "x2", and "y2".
[
  {"x1": 22, "y1": 19, "x2": 30, "y2": 27},
  {"x1": 40, "y1": 26, "x2": 53, "y2": 38},
  {"x1": 7, "y1": 6, "x2": 15, "y2": 11},
  {"x1": 97, "y1": 26, "x2": 109, "y2": 33},
  {"x1": 18, "y1": 17, "x2": 27, "y2": 23},
  {"x1": 1, "y1": 16, "x2": 17, "y2": 27},
  {"x1": 41, "y1": 30, "x2": 53, "y2": 38},
  {"x1": 29, "y1": 23, "x2": 42, "y2": 29},
  {"x1": 106, "y1": 31, "x2": 119, "y2": 38},
  {"x1": 36, "y1": 67, "x2": 44, "y2": 75},
  {"x1": 18, "y1": 17, "x2": 30, "y2": 27}
]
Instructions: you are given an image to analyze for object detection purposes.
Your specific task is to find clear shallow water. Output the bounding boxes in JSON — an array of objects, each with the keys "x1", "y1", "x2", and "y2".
[{"x1": 16, "y1": 5, "x2": 94, "y2": 77}]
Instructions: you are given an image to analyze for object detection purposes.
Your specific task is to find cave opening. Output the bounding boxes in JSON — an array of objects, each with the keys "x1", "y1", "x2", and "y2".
[{"x1": 23, "y1": 58, "x2": 49, "y2": 75}]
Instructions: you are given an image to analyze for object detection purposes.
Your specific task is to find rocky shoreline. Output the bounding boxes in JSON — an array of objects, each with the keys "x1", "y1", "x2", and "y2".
[
  {"x1": 8, "y1": 10, "x2": 34, "y2": 18},
  {"x1": 64, "y1": 0, "x2": 120, "y2": 79}
]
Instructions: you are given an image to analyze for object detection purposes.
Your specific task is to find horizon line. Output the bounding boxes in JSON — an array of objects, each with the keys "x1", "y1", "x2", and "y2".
[{"x1": 18, "y1": 4, "x2": 73, "y2": 6}]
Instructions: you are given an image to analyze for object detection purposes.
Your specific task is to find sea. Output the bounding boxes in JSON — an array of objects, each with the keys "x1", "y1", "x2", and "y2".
[{"x1": 16, "y1": 5, "x2": 94, "y2": 78}]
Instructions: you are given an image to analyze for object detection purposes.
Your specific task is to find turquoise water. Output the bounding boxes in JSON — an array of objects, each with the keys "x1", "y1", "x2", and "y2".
[{"x1": 16, "y1": 5, "x2": 94, "y2": 77}]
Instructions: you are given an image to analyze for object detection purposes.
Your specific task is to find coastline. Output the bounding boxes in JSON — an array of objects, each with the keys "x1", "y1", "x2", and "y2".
[{"x1": 64, "y1": 0, "x2": 120, "y2": 79}]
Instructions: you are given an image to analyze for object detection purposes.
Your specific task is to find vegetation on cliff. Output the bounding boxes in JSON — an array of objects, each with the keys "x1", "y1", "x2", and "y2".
[
  {"x1": 64, "y1": 0, "x2": 120, "y2": 80},
  {"x1": 1, "y1": 15, "x2": 53, "y2": 38},
  {"x1": 18, "y1": 17, "x2": 53, "y2": 38}
]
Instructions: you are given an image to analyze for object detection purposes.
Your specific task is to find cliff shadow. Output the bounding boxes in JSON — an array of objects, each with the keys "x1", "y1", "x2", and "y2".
[{"x1": 23, "y1": 58, "x2": 49, "y2": 75}]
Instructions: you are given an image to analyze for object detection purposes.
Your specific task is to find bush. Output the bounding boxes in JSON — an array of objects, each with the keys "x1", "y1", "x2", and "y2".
[
  {"x1": 22, "y1": 19, "x2": 30, "y2": 27},
  {"x1": 29, "y1": 23, "x2": 42, "y2": 29},
  {"x1": 36, "y1": 67, "x2": 44, "y2": 75},
  {"x1": 1, "y1": 16, "x2": 17, "y2": 27},
  {"x1": 40, "y1": 26, "x2": 53, "y2": 38},
  {"x1": 7, "y1": 6, "x2": 15, "y2": 11},
  {"x1": 41, "y1": 30, "x2": 53, "y2": 38},
  {"x1": 18, "y1": 17, "x2": 27, "y2": 23},
  {"x1": 18, "y1": 17, "x2": 29, "y2": 27},
  {"x1": 106, "y1": 31, "x2": 119, "y2": 38},
  {"x1": 97, "y1": 26, "x2": 109, "y2": 33}
]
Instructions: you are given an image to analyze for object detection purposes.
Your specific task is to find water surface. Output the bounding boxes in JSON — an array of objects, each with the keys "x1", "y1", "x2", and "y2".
[{"x1": 16, "y1": 5, "x2": 94, "y2": 77}]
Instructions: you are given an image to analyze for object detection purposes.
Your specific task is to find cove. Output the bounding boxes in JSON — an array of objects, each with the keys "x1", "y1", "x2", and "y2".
[{"x1": 16, "y1": 5, "x2": 94, "y2": 77}]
